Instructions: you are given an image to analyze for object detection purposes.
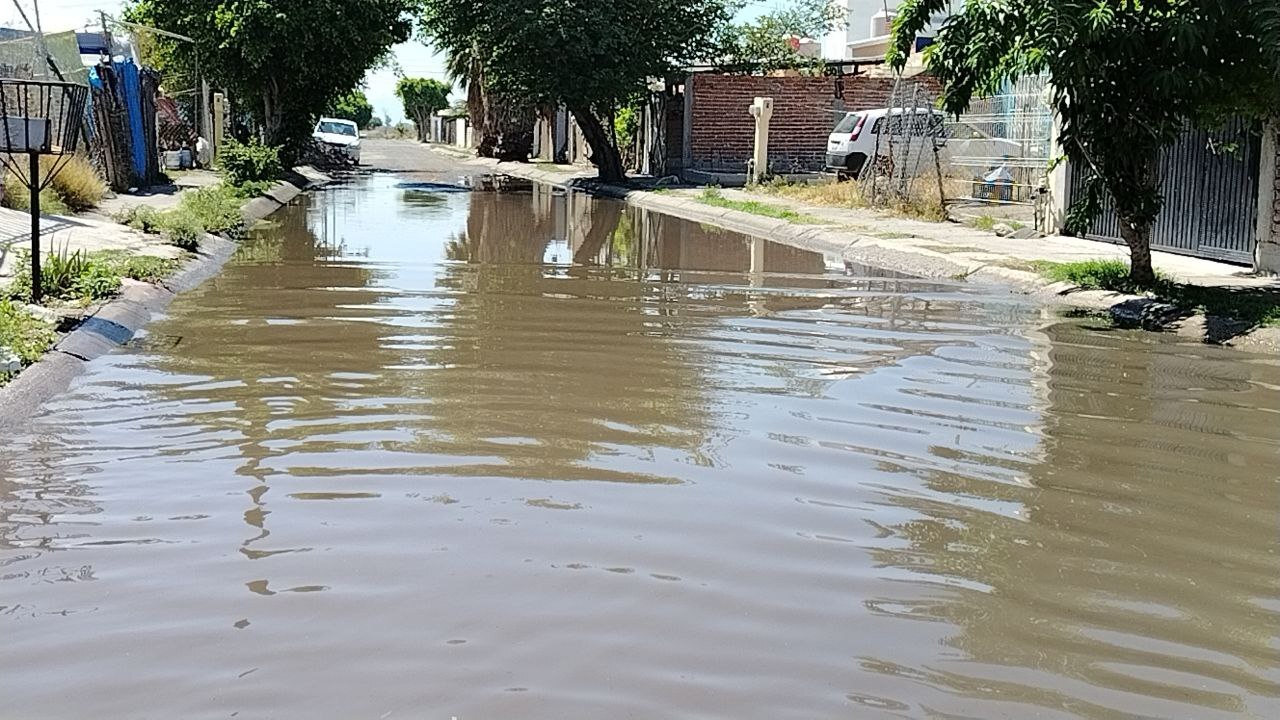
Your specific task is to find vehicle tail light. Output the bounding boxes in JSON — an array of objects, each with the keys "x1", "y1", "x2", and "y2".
[{"x1": 849, "y1": 115, "x2": 866, "y2": 141}]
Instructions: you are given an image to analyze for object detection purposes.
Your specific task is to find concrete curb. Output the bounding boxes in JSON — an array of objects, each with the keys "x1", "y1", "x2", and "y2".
[
  {"x1": 452, "y1": 151, "x2": 1280, "y2": 351},
  {"x1": 0, "y1": 167, "x2": 333, "y2": 426}
]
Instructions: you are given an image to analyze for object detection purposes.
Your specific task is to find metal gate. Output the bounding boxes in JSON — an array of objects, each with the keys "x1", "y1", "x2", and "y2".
[{"x1": 1067, "y1": 119, "x2": 1260, "y2": 264}]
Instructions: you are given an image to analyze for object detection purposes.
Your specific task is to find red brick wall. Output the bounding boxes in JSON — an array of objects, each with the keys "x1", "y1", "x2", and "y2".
[
  {"x1": 687, "y1": 72, "x2": 941, "y2": 173},
  {"x1": 841, "y1": 73, "x2": 942, "y2": 112},
  {"x1": 689, "y1": 73, "x2": 837, "y2": 172}
]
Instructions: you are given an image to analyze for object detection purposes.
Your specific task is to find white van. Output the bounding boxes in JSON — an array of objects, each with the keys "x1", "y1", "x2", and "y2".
[{"x1": 825, "y1": 107, "x2": 946, "y2": 177}]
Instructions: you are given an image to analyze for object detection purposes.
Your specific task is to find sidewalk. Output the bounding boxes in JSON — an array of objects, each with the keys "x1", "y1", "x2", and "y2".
[{"x1": 0, "y1": 208, "x2": 183, "y2": 285}]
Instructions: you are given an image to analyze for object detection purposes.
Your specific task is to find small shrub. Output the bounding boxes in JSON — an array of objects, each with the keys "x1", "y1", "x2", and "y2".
[
  {"x1": 115, "y1": 254, "x2": 179, "y2": 282},
  {"x1": 114, "y1": 205, "x2": 164, "y2": 233},
  {"x1": 228, "y1": 179, "x2": 275, "y2": 198},
  {"x1": 47, "y1": 155, "x2": 107, "y2": 211},
  {"x1": 177, "y1": 184, "x2": 244, "y2": 235},
  {"x1": 3, "y1": 172, "x2": 70, "y2": 215},
  {"x1": 0, "y1": 299, "x2": 56, "y2": 377},
  {"x1": 698, "y1": 186, "x2": 825, "y2": 224},
  {"x1": 1, "y1": 156, "x2": 105, "y2": 213},
  {"x1": 159, "y1": 212, "x2": 204, "y2": 251},
  {"x1": 5, "y1": 247, "x2": 122, "y2": 304},
  {"x1": 74, "y1": 262, "x2": 124, "y2": 299},
  {"x1": 219, "y1": 138, "x2": 283, "y2": 185},
  {"x1": 969, "y1": 215, "x2": 997, "y2": 231}
]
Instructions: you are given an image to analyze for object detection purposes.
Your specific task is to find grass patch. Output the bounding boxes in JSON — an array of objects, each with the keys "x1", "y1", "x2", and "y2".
[
  {"x1": 5, "y1": 249, "x2": 179, "y2": 306},
  {"x1": 968, "y1": 215, "x2": 1027, "y2": 233},
  {"x1": 918, "y1": 244, "x2": 991, "y2": 254},
  {"x1": 115, "y1": 205, "x2": 164, "y2": 233},
  {"x1": 969, "y1": 215, "x2": 996, "y2": 231},
  {"x1": 0, "y1": 298, "x2": 56, "y2": 381},
  {"x1": 1034, "y1": 259, "x2": 1280, "y2": 328},
  {"x1": 4, "y1": 247, "x2": 121, "y2": 305},
  {"x1": 114, "y1": 182, "x2": 248, "y2": 250},
  {"x1": 176, "y1": 184, "x2": 245, "y2": 236},
  {"x1": 698, "y1": 187, "x2": 825, "y2": 224},
  {"x1": 1030, "y1": 259, "x2": 1163, "y2": 294},
  {"x1": 92, "y1": 250, "x2": 180, "y2": 283},
  {"x1": 753, "y1": 179, "x2": 946, "y2": 221}
]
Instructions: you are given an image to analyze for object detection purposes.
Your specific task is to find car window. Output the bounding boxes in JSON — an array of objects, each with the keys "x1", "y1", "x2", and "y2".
[
  {"x1": 832, "y1": 113, "x2": 861, "y2": 134},
  {"x1": 879, "y1": 112, "x2": 945, "y2": 137},
  {"x1": 318, "y1": 121, "x2": 357, "y2": 136}
]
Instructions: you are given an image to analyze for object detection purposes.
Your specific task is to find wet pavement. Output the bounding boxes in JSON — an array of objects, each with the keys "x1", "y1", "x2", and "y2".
[{"x1": 2, "y1": 174, "x2": 1278, "y2": 719}]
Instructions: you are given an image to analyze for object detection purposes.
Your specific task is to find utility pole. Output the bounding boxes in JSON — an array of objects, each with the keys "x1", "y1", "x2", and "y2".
[{"x1": 100, "y1": 10, "x2": 113, "y2": 60}]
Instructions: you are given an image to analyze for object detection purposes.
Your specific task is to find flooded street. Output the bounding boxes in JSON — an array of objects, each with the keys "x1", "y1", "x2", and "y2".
[{"x1": 3, "y1": 174, "x2": 1279, "y2": 718}]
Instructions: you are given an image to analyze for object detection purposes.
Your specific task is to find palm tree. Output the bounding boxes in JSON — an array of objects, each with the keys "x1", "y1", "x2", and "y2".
[{"x1": 445, "y1": 43, "x2": 533, "y2": 162}]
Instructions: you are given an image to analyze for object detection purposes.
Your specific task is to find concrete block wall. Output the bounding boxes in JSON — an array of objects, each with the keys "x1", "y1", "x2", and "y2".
[
  {"x1": 686, "y1": 71, "x2": 941, "y2": 174},
  {"x1": 1256, "y1": 121, "x2": 1280, "y2": 274}
]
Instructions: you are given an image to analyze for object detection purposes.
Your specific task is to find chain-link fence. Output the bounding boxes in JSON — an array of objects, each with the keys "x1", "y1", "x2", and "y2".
[
  {"x1": 857, "y1": 80, "x2": 948, "y2": 216},
  {"x1": 942, "y1": 74, "x2": 1052, "y2": 224},
  {"x1": 854, "y1": 72, "x2": 1053, "y2": 225}
]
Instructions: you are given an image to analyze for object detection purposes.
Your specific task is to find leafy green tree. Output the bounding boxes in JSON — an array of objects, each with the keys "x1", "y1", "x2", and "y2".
[
  {"x1": 418, "y1": 0, "x2": 734, "y2": 182},
  {"x1": 395, "y1": 77, "x2": 451, "y2": 142},
  {"x1": 127, "y1": 0, "x2": 414, "y2": 154},
  {"x1": 326, "y1": 90, "x2": 374, "y2": 129},
  {"x1": 890, "y1": 0, "x2": 1279, "y2": 285},
  {"x1": 439, "y1": 45, "x2": 535, "y2": 161},
  {"x1": 720, "y1": 0, "x2": 844, "y2": 73}
]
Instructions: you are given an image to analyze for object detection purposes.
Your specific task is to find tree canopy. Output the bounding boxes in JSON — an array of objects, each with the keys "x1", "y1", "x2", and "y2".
[
  {"x1": 418, "y1": 0, "x2": 735, "y2": 181},
  {"x1": 720, "y1": 0, "x2": 844, "y2": 73},
  {"x1": 327, "y1": 90, "x2": 375, "y2": 129},
  {"x1": 889, "y1": 0, "x2": 1280, "y2": 284},
  {"x1": 127, "y1": 0, "x2": 414, "y2": 153},
  {"x1": 395, "y1": 77, "x2": 451, "y2": 142}
]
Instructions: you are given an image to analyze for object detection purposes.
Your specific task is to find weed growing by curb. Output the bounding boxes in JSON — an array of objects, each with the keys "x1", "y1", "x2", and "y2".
[
  {"x1": 1034, "y1": 259, "x2": 1280, "y2": 328},
  {"x1": 697, "y1": 187, "x2": 825, "y2": 224},
  {"x1": 0, "y1": 299, "x2": 56, "y2": 382}
]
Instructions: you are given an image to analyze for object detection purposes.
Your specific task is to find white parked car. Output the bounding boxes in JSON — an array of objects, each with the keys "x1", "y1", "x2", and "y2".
[
  {"x1": 313, "y1": 117, "x2": 361, "y2": 163},
  {"x1": 826, "y1": 108, "x2": 946, "y2": 177},
  {"x1": 826, "y1": 108, "x2": 1026, "y2": 179}
]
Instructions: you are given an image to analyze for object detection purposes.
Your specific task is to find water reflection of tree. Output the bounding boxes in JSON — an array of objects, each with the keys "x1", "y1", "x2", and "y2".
[
  {"x1": 859, "y1": 322, "x2": 1280, "y2": 716},
  {"x1": 145, "y1": 192, "x2": 396, "y2": 559},
  {"x1": 420, "y1": 189, "x2": 718, "y2": 482}
]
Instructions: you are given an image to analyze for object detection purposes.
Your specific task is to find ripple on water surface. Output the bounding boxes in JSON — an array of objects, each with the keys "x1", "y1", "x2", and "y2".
[{"x1": 2, "y1": 175, "x2": 1278, "y2": 719}]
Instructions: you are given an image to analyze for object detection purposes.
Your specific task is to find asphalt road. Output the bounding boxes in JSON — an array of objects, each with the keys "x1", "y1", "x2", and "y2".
[{"x1": 359, "y1": 138, "x2": 470, "y2": 180}]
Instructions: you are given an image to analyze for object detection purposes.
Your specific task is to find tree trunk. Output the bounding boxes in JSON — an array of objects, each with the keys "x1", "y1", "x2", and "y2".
[
  {"x1": 413, "y1": 109, "x2": 429, "y2": 142},
  {"x1": 1118, "y1": 219, "x2": 1156, "y2": 287},
  {"x1": 262, "y1": 86, "x2": 283, "y2": 146},
  {"x1": 491, "y1": 100, "x2": 533, "y2": 162},
  {"x1": 1107, "y1": 152, "x2": 1160, "y2": 288},
  {"x1": 571, "y1": 107, "x2": 624, "y2": 183}
]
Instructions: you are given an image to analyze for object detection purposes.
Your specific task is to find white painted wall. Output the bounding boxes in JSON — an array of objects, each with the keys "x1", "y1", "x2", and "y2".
[{"x1": 821, "y1": 0, "x2": 961, "y2": 60}]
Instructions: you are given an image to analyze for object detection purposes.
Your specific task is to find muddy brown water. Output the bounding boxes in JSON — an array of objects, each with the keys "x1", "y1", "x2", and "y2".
[{"x1": 3, "y1": 174, "x2": 1278, "y2": 719}]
